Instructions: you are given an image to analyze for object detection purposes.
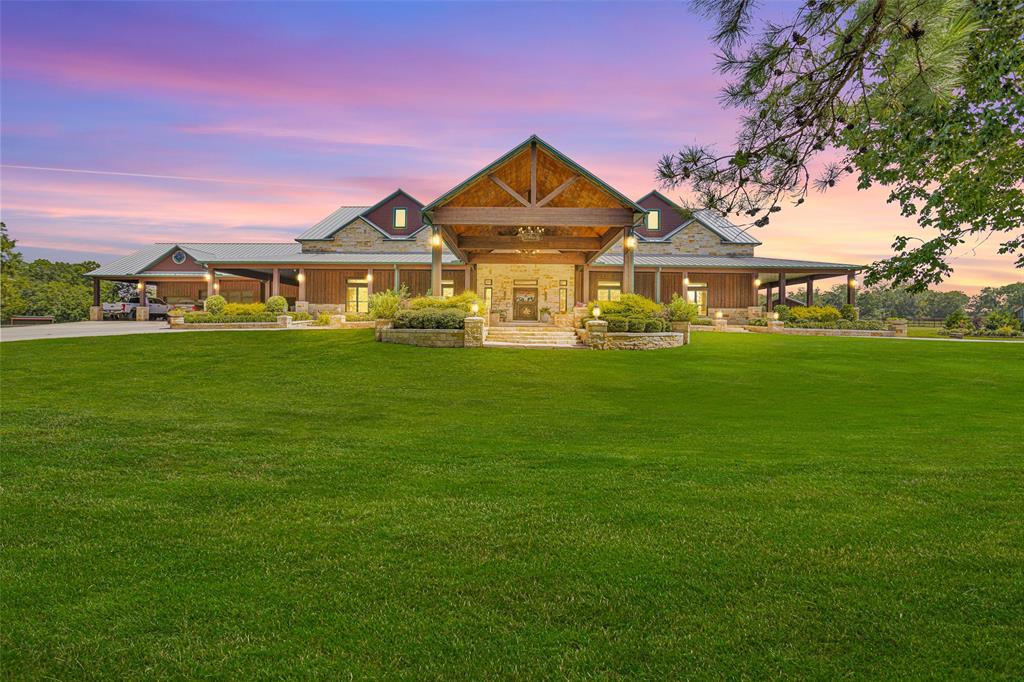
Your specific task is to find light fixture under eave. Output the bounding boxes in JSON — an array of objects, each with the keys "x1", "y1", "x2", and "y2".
[
  {"x1": 848, "y1": 277, "x2": 858, "y2": 288},
  {"x1": 754, "y1": 278, "x2": 761, "y2": 287},
  {"x1": 624, "y1": 236, "x2": 637, "y2": 250},
  {"x1": 366, "y1": 272, "x2": 374, "y2": 282},
  {"x1": 430, "y1": 233, "x2": 442, "y2": 248}
]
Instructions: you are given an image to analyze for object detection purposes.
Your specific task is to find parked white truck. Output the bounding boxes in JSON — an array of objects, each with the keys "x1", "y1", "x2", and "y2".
[{"x1": 102, "y1": 297, "x2": 172, "y2": 320}]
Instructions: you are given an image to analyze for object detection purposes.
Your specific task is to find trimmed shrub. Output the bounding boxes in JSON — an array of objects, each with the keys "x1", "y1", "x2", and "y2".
[
  {"x1": 789, "y1": 305, "x2": 841, "y2": 324},
  {"x1": 265, "y1": 295, "x2": 287, "y2": 313},
  {"x1": 747, "y1": 317, "x2": 768, "y2": 326},
  {"x1": 944, "y1": 308, "x2": 972, "y2": 330},
  {"x1": 644, "y1": 318, "x2": 666, "y2": 333},
  {"x1": 183, "y1": 312, "x2": 277, "y2": 323},
  {"x1": 287, "y1": 311, "x2": 312, "y2": 321},
  {"x1": 840, "y1": 303, "x2": 858, "y2": 321},
  {"x1": 665, "y1": 294, "x2": 699, "y2": 322},
  {"x1": 409, "y1": 291, "x2": 482, "y2": 314},
  {"x1": 393, "y1": 307, "x2": 466, "y2": 329},
  {"x1": 167, "y1": 308, "x2": 189, "y2": 317},
  {"x1": 773, "y1": 305, "x2": 791, "y2": 321},
  {"x1": 368, "y1": 286, "x2": 407, "y2": 320},
  {"x1": 314, "y1": 312, "x2": 332, "y2": 326},
  {"x1": 627, "y1": 317, "x2": 646, "y2": 332},
  {"x1": 203, "y1": 294, "x2": 226, "y2": 314},
  {"x1": 606, "y1": 316, "x2": 628, "y2": 332},
  {"x1": 223, "y1": 302, "x2": 266, "y2": 315},
  {"x1": 694, "y1": 317, "x2": 712, "y2": 325}
]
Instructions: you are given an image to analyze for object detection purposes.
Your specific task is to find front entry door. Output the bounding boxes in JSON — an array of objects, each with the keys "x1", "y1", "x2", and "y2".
[{"x1": 512, "y1": 287, "x2": 539, "y2": 321}]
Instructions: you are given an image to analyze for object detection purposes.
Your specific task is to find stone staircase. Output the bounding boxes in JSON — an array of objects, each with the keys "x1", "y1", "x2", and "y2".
[{"x1": 483, "y1": 325, "x2": 583, "y2": 348}]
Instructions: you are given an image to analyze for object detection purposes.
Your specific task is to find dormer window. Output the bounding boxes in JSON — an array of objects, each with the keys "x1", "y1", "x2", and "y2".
[
  {"x1": 646, "y1": 209, "x2": 660, "y2": 231},
  {"x1": 393, "y1": 207, "x2": 408, "y2": 230}
]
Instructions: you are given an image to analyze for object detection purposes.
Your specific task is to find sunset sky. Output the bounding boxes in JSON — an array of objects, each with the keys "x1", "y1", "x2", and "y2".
[{"x1": 1, "y1": 1, "x2": 1017, "y2": 293}]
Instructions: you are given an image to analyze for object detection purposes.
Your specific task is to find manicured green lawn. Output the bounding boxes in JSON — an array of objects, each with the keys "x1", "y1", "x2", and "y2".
[{"x1": 3, "y1": 330, "x2": 1023, "y2": 679}]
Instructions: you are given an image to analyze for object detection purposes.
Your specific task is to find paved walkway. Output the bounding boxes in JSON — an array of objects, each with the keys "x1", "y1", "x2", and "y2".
[{"x1": 0, "y1": 321, "x2": 175, "y2": 342}]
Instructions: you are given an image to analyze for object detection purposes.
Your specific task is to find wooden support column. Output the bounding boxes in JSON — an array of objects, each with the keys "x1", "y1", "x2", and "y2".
[
  {"x1": 778, "y1": 272, "x2": 787, "y2": 307},
  {"x1": 847, "y1": 271, "x2": 857, "y2": 305},
  {"x1": 430, "y1": 226, "x2": 442, "y2": 296},
  {"x1": 622, "y1": 227, "x2": 635, "y2": 294},
  {"x1": 655, "y1": 268, "x2": 662, "y2": 303},
  {"x1": 806, "y1": 276, "x2": 814, "y2": 306},
  {"x1": 272, "y1": 268, "x2": 281, "y2": 297},
  {"x1": 92, "y1": 279, "x2": 100, "y2": 306},
  {"x1": 582, "y1": 265, "x2": 590, "y2": 303},
  {"x1": 766, "y1": 283, "x2": 773, "y2": 311},
  {"x1": 298, "y1": 268, "x2": 306, "y2": 301},
  {"x1": 139, "y1": 279, "x2": 147, "y2": 306},
  {"x1": 393, "y1": 264, "x2": 400, "y2": 292},
  {"x1": 681, "y1": 270, "x2": 689, "y2": 302},
  {"x1": 529, "y1": 140, "x2": 538, "y2": 205},
  {"x1": 366, "y1": 269, "x2": 374, "y2": 296},
  {"x1": 207, "y1": 266, "x2": 217, "y2": 299}
]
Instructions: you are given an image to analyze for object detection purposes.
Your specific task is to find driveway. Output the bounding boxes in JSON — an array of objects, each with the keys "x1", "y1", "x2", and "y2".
[{"x1": 0, "y1": 321, "x2": 174, "y2": 342}]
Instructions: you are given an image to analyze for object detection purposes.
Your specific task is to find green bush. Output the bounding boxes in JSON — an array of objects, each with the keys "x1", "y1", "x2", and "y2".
[
  {"x1": 183, "y1": 312, "x2": 277, "y2": 323},
  {"x1": 223, "y1": 302, "x2": 266, "y2": 315},
  {"x1": 287, "y1": 311, "x2": 312, "y2": 321},
  {"x1": 627, "y1": 317, "x2": 646, "y2": 332},
  {"x1": 606, "y1": 316, "x2": 628, "y2": 332},
  {"x1": 265, "y1": 295, "x2": 287, "y2": 313},
  {"x1": 368, "y1": 286, "x2": 407, "y2": 320},
  {"x1": 982, "y1": 309, "x2": 1020, "y2": 331},
  {"x1": 944, "y1": 308, "x2": 972, "y2": 330},
  {"x1": 840, "y1": 304, "x2": 858, "y2": 321},
  {"x1": 747, "y1": 317, "x2": 768, "y2": 326},
  {"x1": 204, "y1": 294, "x2": 226, "y2": 314},
  {"x1": 167, "y1": 308, "x2": 189, "y2": 317},
  {"x1": 409, "y1": 291, "x2": 482, "y2": 314},
  {"x1": 314, "y1": 312, "x2": 332, "y2": 326},
  {"x1": 694, "y1": 317, "x2": 712, "y2": 325},
  {"x1": 789, "y1": 305, "x2": 841, "y2": 324},
  {"x1": 644, "y1": 318, "x2": 666, "y2": 332},
  {"x1": 665, "y1": 294, "x2": 699, "y2": 322},
  {"x1": 773, "y1": 304, "x2": 791, "y2": 321},
  {"x1": 393, "y1": 307, "x2": 466, "y2": 329}
]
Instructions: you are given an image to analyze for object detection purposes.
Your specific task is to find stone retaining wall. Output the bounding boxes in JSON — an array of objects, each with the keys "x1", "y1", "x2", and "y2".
[
  {"x1": 379, "y1": 328, "x2": 466, "y2": 347},
  {"x1": 746, "y1": 325, "x2": 899, "y2": 337},
  {"x1": 583, "y1": 320, "x2": 687, "y2": 350}
]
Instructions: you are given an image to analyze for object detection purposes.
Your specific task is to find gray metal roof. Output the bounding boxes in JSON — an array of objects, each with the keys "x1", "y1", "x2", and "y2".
[
  {"x1": 595, "y1": 253, "x2": 861, "y2": 270},
  {"x1": 296, "y1": 206, "x2": 369, "y2": 241},
  {"x1": 691, "y1": 209, "x2": 762, "y2": 245},
  {"x1": 88, "y1": 242, "x2": 461, "y2": 276}
]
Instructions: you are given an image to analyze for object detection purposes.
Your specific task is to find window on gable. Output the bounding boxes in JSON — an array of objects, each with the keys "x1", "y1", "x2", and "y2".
[
  {"x1": 393, "y1": 207, "x2": 408, "y2": 230},
  {"x1": 646, "y1": 209, "x2": 660, "y2": 231}
]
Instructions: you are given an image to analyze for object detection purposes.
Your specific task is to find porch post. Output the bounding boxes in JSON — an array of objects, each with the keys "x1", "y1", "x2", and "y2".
[
  {"x1": 393, "y1": 264, "x2": 400, "y2": 292},
  {"x1": 366, "y1": 269, "x2": 374, "y2": 296},
  {"x1": 139, "y1": 279, "x2": 147, "y2": 306},
  {"x1": 681, "y1": 270, "x2": 689, "y2": 302},
  {"x1": 622, "y1": 226, "x2": 635, "y2": 294},
  {"x1": 298, "y1": 268, "x2": 306, "y2": 301},
  {"x1": 582, "y1": 265, "x2": 590, "y2": 303},
  {"x1": 847, "y1": 271, "x2": 857, "y2": 306},
  {"x1": 92, "y1": 278, "x2": 100, "y2": 306},
  {"x1": 430, "y1": 226, "x2": 442, "y2": 296},
  {"x1": 778, "y1": 272, "x2": 787, "y2": 307},
  {"x1": 207, "y1": 266, "x2": 217, "y2": 299},
  {"x1": 272, "y1": 268, "x2": 281, "y2": 297},
  {"x1": 766, "y1": 283, "x2": 773, "y2": 312},
  {"x1": 655, "y1": 267, "x2": 662, "y2": 303},
  {"x1": 806, "y1": 276, "x2": 815, "y2": 306}
]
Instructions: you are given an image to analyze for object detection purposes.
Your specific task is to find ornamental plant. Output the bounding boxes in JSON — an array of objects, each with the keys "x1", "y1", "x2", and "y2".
[
  {"x1": 665, "y1": 294, "x2": 699, "y2": 322},
  {"x1": 944, "y1": 308, "x2": 972, "y2": 330},
  {"x1": 203, "y1": 294, "x2": 226, "y2": 314},
  {"x1": 368, "y1": 287, "x2": 407, "y2": 320},
  {"x1": 265, "y1": 295, "x2": 287, "y2": 313}
]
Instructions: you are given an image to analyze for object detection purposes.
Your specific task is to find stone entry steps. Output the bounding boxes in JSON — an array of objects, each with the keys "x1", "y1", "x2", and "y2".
[{"x1": 484, "y1": 326, "x2": 582, "y2": 348}]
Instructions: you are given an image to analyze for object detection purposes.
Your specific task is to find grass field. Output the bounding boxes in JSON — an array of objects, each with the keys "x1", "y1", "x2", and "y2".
[{"x1": 3, "y1": 330, "x2": 1023, "y2": 678}]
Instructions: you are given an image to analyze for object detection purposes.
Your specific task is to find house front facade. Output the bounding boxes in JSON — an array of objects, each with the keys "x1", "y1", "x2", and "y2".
[{"x1": 88, "y1": 136, "x2": 861, "y2": 323}]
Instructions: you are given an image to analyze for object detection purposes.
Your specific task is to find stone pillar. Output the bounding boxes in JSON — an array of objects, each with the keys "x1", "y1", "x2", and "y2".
[
  {"x1": 622, "y1": 227, "x2": 635, "y2": 294},
  {"x1": 89, "y1": 306, "x2": 103, "y2": 321},
  {"x1": 374, "y1": 318, "x2": 392, "y2": 342},
  {"x1": 135, "y1": 306, "x2": 150, "y2": 321},
  {"x1": 768, "y1": 320, "x2": 784, "y2": 333},
  {"x1": 298, "y1": 268, "x2": 306, "y2": 301},
  {"x1": 888, "y1": 320, "x2": 908, "y2": 337},
  {"x1": 295, "y1": 300, "x2": 309, "y2": 313},
  {"x1": 277, "y1": 314, "x2": 292, "y2": 327},
  {"x1": 272, "y1": 268, "x2": 281, "y2": 297},
  {"x1": 585, "y1": 319, "x2": 608, "y2": 350},
  {"x1": 713, "y1": 316, "x2": 728, "y2": 331},
  {"x1": 463, "y1": 316, "x2": 484, "y2": 347},
  {"x1": 430, "y1": 226, "x2": 442, "y2": 296}
]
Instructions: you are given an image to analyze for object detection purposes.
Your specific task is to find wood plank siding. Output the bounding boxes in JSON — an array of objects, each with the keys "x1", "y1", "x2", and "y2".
[
  {"x1": 660, "y1": 272, "x2": 684, "y2": 302},
  {"x1": 588, "y1": 272, "x2": 622, "y2": 302},
  {"x1": 442, "y1": 269, "x2": 467, "y2": 293},
  {"x1": 306, "y1": 269, "x2": 370, "y2": 304},
  {"x1": 704, "y1": 273, "x2": 755, "y2": 308},
  {"x1": 219, "y1": 279, "x2": 261, "y2": 303},
  {"x1": 634, "y1": 271, "x2": 656, "y2": 301},
  {"x1": 155, "y1": 281, "x2": 206, "y2": 304},
  {"x1": 399, "y1": 269, "x2": 431, "y2": 297},
  {"x1": 372, "y1": 268, "x2": 395, "y2": 292}
]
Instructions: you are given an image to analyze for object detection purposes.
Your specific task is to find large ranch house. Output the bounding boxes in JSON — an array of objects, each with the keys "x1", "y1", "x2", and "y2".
[{"x1": 88, "y1": 136, "x2": 861, "y2": 323}]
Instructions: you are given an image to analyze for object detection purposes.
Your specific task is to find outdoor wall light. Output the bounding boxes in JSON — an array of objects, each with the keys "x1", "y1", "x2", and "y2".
[
  {"x1": 592, "y1": 306, "x2": 602, "y2": 319},
  {"x1": 366, "y1": 272, "x2": 374, "y2": 282},
  {"x1": 297, "y1": 272, "x2": 305, "y2": 283},
  {"x1": 754, "y1": 278, "x2": 761, "y2": 287},
  {"x1": 848, "y1": 277, "x2": 858, "y2": 288},
  {"x1": 430, "y1": 233, "x2": 442, "y2": 248},
  {"x1": 470, "y1": 303, "x2": 479, "y2": 315},
  {"x1": 204, "y1": 273, "x2": 213, "y2": 282},
  {"x1": 624, "y1": 236, "x2": 637, "y2": 250},
  {"x1": 683, "y1": 277, "x2": 690, "y2": 286}
]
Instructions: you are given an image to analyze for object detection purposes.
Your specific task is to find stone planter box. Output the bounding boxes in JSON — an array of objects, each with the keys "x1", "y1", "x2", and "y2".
[
  {"x1": 169, "y1": 314, "x2": 293, "y2": 330},
  {"x1": 583, "y1": 320, "x2": 687, "y2": 350},
  {"x1": 746, "y1": 324, "x2": 897, "y2": 338},
  {"x1": 380, "y1": 328, "x2": 466, "y2": 347}
]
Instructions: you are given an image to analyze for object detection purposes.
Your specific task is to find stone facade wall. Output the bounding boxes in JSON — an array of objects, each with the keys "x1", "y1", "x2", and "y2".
[
  {"x1": 301, "y1": 218, "x2": 452, "y2": 256},
  {"x1": 477, "y1": 263, "x2": 576, "y2": 323},
  {"x1": 637, "y1": 222, "x2": 756, "y2": 257},
  {"x1": 380, "y1": 328, "x2": 466, "y2": 347}
]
